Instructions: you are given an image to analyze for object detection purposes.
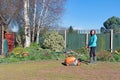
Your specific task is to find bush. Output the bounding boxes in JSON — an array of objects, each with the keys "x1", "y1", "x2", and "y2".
[
  {"x1": 0, "y1": 47, "x2": 65, "y2": 63},
  {"x1": 42, "y1": 31, "x2": 65, "y2": 52},
  {"x1": 113, "y1": 54, "x2": 120, "y2": 62},
  {"x1": 113, "y1": 49, "x2": 120, "y2": 62},
  {"x1": 74, "y1": 47, "x2": 90, "y2": 61},
  {"x1": 75, "y1": 47, "x2": 90, "y2": 54},
  {"x1": 115, "y1": 48, "x2": 120, "y2": 54},
  {"x1": 11, "y1": 46, "x2": 25, "y2": 55},
  {"x1": 96, "y1": 50, "x2": 113, "y2": 61},
  {"x1": 78, "y1": 54, "x2": 89, "y2": 61},
  {"x1": 30, "y1": 42, "x2": 40, "y2": 49}
]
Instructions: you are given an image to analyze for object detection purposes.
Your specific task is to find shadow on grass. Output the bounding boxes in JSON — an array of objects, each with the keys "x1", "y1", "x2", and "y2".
[
  {"x1": 78, "y1": 59, "x2": 89, "y2": 65},
  {"x1": 61, "y1": 62, "x2": 66, "y2": 66}
]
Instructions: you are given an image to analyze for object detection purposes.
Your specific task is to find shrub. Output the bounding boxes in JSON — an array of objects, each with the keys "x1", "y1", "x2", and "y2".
[
  {"x1": 0, "y1": 45, "x2": 65, "y2": 63},
  {"x1": 42, "y1": 31, "x2": 65, "y2": 52},
  {"x1": 96, "y1": 50, "x2": 113, "y2": 61},
  {"x1": 74, "y1": 47, "x2": 90, "y2": 61},
  {"x1": 11, "y1": 46, "x2": 25, "y2": 55},
  {"x1": 116, "y1": 47, "x2": 120, "y2": 52},
  {"x1": 113, "y1": 49, "x2": 120, "y2": 62},
  {"x1": 30, "y1": 42, "x2": 40, "y2": 49},
  {"x1": 114, "y1": 48, "x2": 120, "y2": 54},
  {"x1": 75, "y1": 47, "x2": 90, "y2": 54},
  {"x1": 113, "y1": 54, "x2": 120, "y2": 62},
  {"x1": 78, "y1": 54, "x2": 89, "y2": 61},
  {"x1": 0, "y1": 48, "x2": 65, "y2": 63}
]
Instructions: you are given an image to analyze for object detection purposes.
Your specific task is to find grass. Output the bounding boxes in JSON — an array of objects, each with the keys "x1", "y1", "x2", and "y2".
[{"x1": 0, "y1": 60, "x2": 120, "y2": 80}]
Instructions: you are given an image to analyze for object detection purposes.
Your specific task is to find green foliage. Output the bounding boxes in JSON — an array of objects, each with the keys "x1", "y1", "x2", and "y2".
[
  {"x1": 104, "y1": 16, "x2": 120, "y2": 29},
  {"x1": 100, "y1": 27, "x2": 106, "y2": 33},
  {"x1": 113, "y1": 54, "x2": 120, "y2": 62},
  {"x1": 112, "y1": 48, "x2": 120, "y2": 62},
  {"x1": 30, "y1": 42, "x2": 40, "y2": 49},
  {"x1": 109, "y1": 24, "x2": 120, "y2": 33},
  {"x1": 75, "y1": 47, "x2": 90, "y2": 54},
  {"x1": 11, "y1": 46, "x2": 25, "y2": 55},
  {"x1": 97, "y1": 50, "x2": 113, "y2": 61},
  {"x1": 64, "y1": 48, "x2": 89, "y2": 61},
  {"x1": 74, "y1": 48, "x2": 120, "y2": 62},
  {"x1": 16, "y1": 27, "x2": 25, "y2": 47},
  {"x1": 42, "y1": 31, "x2": 65, "y2": 52},
  {"x1": 68, "y1": 26, "x2": 74, "y2": 33},
  {"x1": 1, "y1": 45, "x2": 120, "y2": 63},
  {"x1": 0, "y1": 45, "x2": 65, "y2": 63},
  {"x1": 103, "y1": 16, "x2": 120, "y2": 33},
  {"x1": 78, "y1": 54, "x2": 89, "y2": 61},
  {"x1": 8, "y1": 46, "x2": 27, "y2": 62},
  {"x1": 0, "y1": 54, "x2": 21, "y2": 63},
  {"x1": 74, "y1": 47, "x2": 90, "y2": 61}
]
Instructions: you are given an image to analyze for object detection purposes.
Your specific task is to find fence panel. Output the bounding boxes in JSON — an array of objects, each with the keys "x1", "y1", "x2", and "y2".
[
  {"x1": 66, "y1": 32, "x2": 86, "y2": 50},
  {"x1": 43, "y1": 29, "x2": 120, "y2": 52},
  {"x1": 113, "y1": 33, "x2": 120, "y2": 50},
  {"x1": 97, "y1": 33, "x2": 110, "y2": 51},
  {"x1": 66, "y1": 31, "x2": 111, "y2": 52}
]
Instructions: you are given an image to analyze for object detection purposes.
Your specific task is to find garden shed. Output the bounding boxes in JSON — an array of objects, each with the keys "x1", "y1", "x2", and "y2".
[{"x1": 0, "y1": 15, "x2": 15, "y2": 56}]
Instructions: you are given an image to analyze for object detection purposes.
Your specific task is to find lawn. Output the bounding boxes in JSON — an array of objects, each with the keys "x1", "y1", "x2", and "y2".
[{"x1": 0, "y1": 60, "x2": 120, "y2": 80}]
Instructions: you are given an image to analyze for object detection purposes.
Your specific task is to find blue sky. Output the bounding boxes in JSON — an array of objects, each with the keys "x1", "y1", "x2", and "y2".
[{"x1": 61, "y1": 0, "x2": 120, "y2": 30}]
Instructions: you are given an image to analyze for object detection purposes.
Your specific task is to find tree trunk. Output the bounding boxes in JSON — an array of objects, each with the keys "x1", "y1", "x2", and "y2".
[
  {"x1": 32, "y1": 0, "x2": 37, "y2": 42},
  {"x1": 24, "y1": 0, "x2": 31, "y2": 47},
  {"x1": 36, "y1": 28, "x2": 40, "y2": 44},
  {"x1": 36, "y1": 0, "x2": 45, "y2": 44}
]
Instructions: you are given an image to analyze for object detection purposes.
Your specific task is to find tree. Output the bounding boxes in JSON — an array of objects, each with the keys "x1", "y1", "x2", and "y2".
[
  {"x1": 24, "y1": 0, "x2": 31, "y2": 47},
  {"x1": 0, "y1": 0, "x2": 66, "y2": 46},
  {"x1": 68, "y1": 26, "x2": 74, "y2": 33},
  {"x1": 0, "y1": 0, "x2": 23, "y2": 26},
  {"x1": 100, "y1": 27, "x2": 106, "y2": 33},
  {"x1": 0, "y1": 0, "x2": 25, "y2": 47},
  {"x1": 32, "y1": 0, "x2": 37, "y2": 42},
  {"x1": 35, "y1": 0, "x2": 66, "y2": 44},
  {"x1": 103, "y1": 16, "x2": 120, "y2": 33}
]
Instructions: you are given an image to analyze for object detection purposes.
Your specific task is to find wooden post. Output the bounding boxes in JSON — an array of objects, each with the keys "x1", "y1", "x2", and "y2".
[
  {"x1": 86, "y1": 30, "x2": 89, "y2": 46},
  {"x1": 0, "y1": 24, "x2": 2, "y2": 55},
  {"x1": 2, "y1": 24, "x2": 4, "y2": 56},
  {"x1": 64, "y1": 29, "x2": 66, "y2": 49},
  {"x1": 110, "y1": 29, "x2": 113, "y2": 53}
]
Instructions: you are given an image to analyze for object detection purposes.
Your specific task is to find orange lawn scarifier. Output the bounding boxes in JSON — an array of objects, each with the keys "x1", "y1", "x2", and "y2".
[{"x1": 64, "y1": 56, "x2": 80, "y2": 66}]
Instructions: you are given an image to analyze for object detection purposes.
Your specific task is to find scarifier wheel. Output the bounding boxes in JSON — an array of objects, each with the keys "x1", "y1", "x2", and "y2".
[
  {"x1": 77, "y1": 62, "x2": 80, "y2": 66},
  {"x1": 66, "y1": 63, "x2": 69, "y2": 66}
]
